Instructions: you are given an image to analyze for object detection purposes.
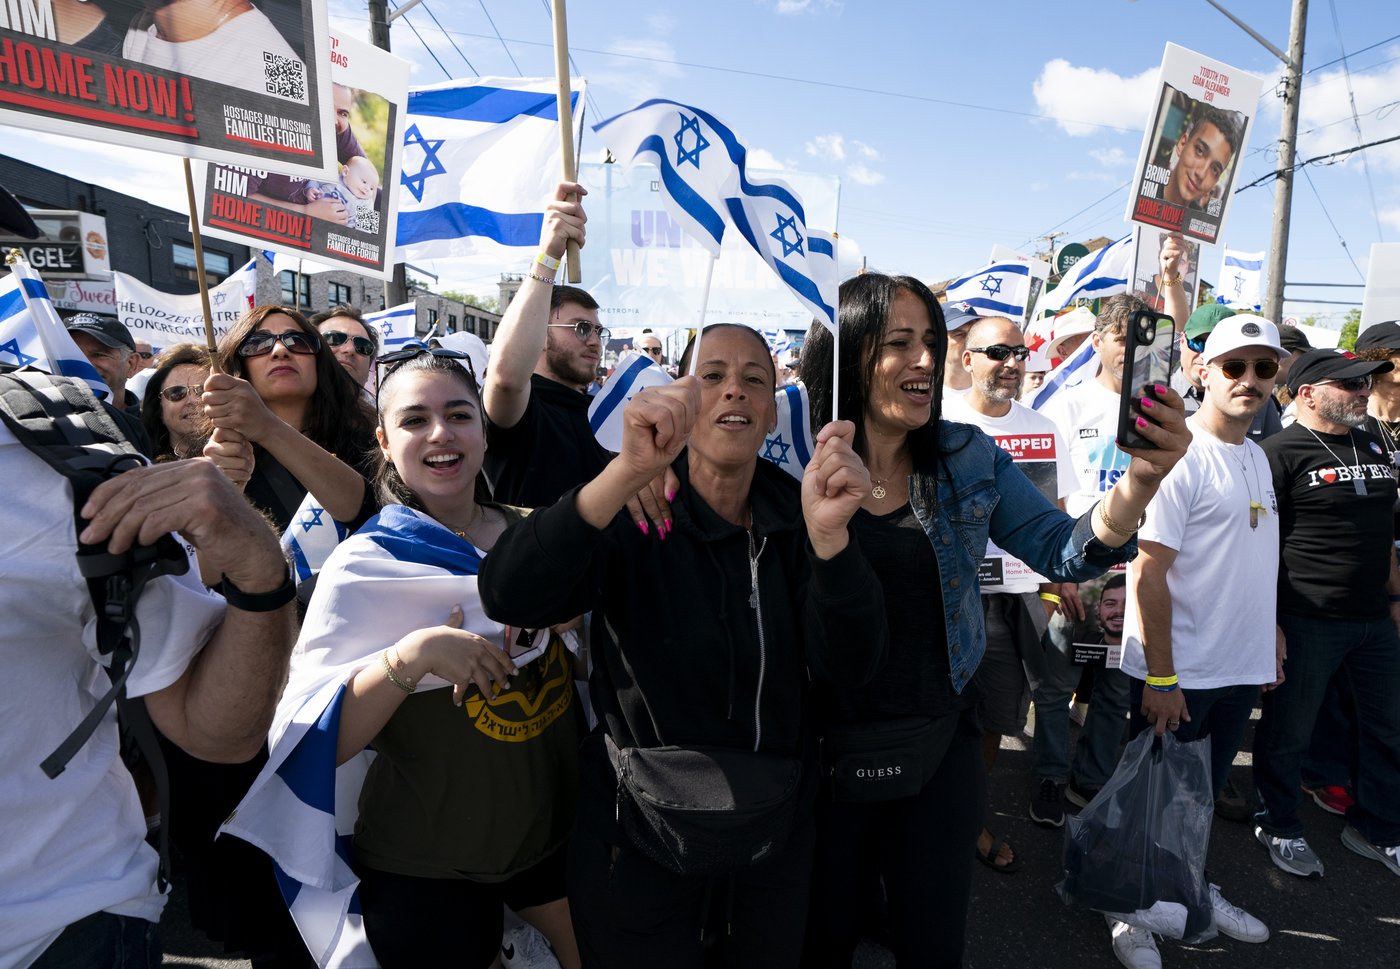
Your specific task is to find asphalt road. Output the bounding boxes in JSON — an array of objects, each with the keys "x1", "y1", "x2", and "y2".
[{"x1": 160, "y1": 714, "x2": 1400, "y2": 968}]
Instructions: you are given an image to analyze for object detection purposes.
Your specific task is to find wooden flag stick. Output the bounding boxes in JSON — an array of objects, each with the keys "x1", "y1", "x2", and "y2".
[
  {"x1": 181, "y1": 158, "x2": 220, "y2": 363},
  {"x1": 551, "y1": 0, "x2": 582, "y2": 283}
]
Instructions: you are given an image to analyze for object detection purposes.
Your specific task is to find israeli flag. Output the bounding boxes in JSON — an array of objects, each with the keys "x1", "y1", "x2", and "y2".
[
  {"x1": 943, "y1": 261, "x2": 1034, "y2": 323},
  {"x1": 395, "y1": 77, "x2": 585, "y2": 263},
  {"x1": 365, "y1": 302, "x2": 419, "y2": 351},
  {"x1": 281, "y1": 493, "x2": 351, "y2": 587},
  {"x1": 760, "y1": 382, "x2": 814, "y2": 483},
  {"x1": 762, "y1": 328, "x2": 793, "y2": 355},
  {"x1": 588, "y1": 349, "x2": 673, "y2": 452},
  {"x1": 1033, "y1": 234, "x2": 1133, "y2": 320},
  {"x1": 0, "y1": 258, "x2": 110, "y2": 400},
  {"x1": 728, "y1": 197, "x2": 838, "y2": 335},
  {"x1": 1218, "y1": 249, "x2": 1264, "y2": 310},
  {"x1": 1028, "y1": 336, "x2": 1100, "y2": 411}
]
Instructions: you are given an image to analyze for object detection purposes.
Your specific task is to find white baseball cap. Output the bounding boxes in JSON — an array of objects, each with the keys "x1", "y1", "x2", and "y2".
[
  {"x1": 1201, "y1": 313, "x2": 1286, "y2": 364},
  {"x1": 1047, "y1": 307, "x2": 1096, "y2": 358}
]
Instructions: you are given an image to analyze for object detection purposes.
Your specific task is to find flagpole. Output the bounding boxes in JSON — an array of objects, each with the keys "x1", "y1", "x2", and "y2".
[
  {"x1": 831, "y1": 328, "x2": 840, "y2": 426},
  {"x1": 181, "y1": 159, "x2": 220, "y2": 364},
  {"x1": 551, "y1": 0, "x2": 582, "y2": 284},
  {"x1": 688, "y1": 253, "x2": 716, "y2": 376}
]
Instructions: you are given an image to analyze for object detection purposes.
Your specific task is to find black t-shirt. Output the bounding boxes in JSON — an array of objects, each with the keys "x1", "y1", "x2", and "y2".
[
  {"x1": 1362, "y1": 414, "x2": 1400, "y2": 539},
  {"x1": 1262, "y1": 421, "x2": 1398, "y2": 620},
  {"x1": 824, "y1": 503, "x2": 964, "y2": 722},
  {"x1": 484, "y1": 374, "x2": 610, "y2": 508}
]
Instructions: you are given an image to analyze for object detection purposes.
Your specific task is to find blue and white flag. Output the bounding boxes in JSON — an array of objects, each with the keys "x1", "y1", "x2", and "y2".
[
  {"x1": 1218, "y1": 249, "x2": 1264, "y2": 310},
  {"x1": 281, "y1": 493, "x2": 351, "y2": 587},
  {"x1": 0, "y1": 259, "x2": 110, "y2": 399},
  {"x1": 395, "y1": 77, "x2": 585, "y2": 263},
  {"x1": 588, "y1": 350, "x2": 673, "y2": 452},
  {"x1": 943, "y1": 261, "x2": 1034, "y2": 323},
  {"x1": 728, "y1": 194, "x2": 838, "y2": 334},
  {"x1": 762, "y1": 328, "x2": 793, "y2": 355},
  {"x1": 1028, "y1": 336, "x2": 1100, "y2": 411},
  {"x1": 1033, "y1": 234, "x2": 1134, "y2": 320},
  {"x1": 365, "y1": 302, "x2": 420, "y2": 351},
  {"x1": 760, "y1": 382, "x2": 815, "y2": 483}
]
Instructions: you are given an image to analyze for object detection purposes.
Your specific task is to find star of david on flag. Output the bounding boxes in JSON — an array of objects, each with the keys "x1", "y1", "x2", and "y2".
[
  {"x1": 761, "y1": 383, "x2": 814, "y2": 483},
  {"x1": 1217, "y1": 249, "x2": 1264, "y2": 310},
  {"x1": 0, "y1": 257, "x2": 110, "y2": 399},
  {"x1": 400, "y1": 124, "x2": 447, "y2": 204},
  {"x1": 674, "y1": 114, "x2": 710, "y2": 168},
  {"x1": 944, "y1": 261, "x2": 1032, "y2": 324},
  {"x1": 281, "y1": 493, "x2": 350, "y2": 587}
]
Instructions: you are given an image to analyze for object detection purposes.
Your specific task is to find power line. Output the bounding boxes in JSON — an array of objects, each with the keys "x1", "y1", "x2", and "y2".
[
  {"x1": 1013, "y1": 181, "x2": 1131, "y2": 251},
  {"x1": 1299, "y1": 167, "x2": 1366, "y2": 283},
  {"x1": 388, "y1": 1, "x2": 453, "y2": 80},
  {"x1": 1304, "y1": 31, "x2": 1400, "y2": 74},
  {"x1": 418, "y1": 1, "x2": 480, "y2": 76},
  {"x1": 1327, "y1": 0, "x2": 1385, "y2": 241},
  {"x1": 478, "y1": 0, "x2": 522, "y2": 74},
  {"x1": 1234, "y1": 132, "x2": 1400, "y2": 191}
]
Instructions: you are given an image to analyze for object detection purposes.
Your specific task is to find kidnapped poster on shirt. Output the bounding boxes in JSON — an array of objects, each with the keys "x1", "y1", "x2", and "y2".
[
  {"x1": 1123, "y1": 44, "x2": 1263, "y2": 246},
  {"x1": 0, "y1": 1, "x2": 334, "y2": 178},
  {"x1": 194, "y1": 31, "x2": 409, "y2": 279}
]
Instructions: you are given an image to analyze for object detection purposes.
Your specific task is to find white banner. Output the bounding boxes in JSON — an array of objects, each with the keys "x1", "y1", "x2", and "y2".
[
  {"x1": 113, "y1": 269, "x2": 253, "y2": 354},
  {"x1": 1361, "y1": 243, "x2": 1400, "y2": 331}
]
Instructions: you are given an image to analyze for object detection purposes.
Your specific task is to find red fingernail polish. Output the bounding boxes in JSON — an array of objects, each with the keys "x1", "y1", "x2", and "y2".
[
  {"x1": 1154, "y1": 384, "x2": 1168, "y2": 395},
  {"x1": 637, "y1": 521, "x2": 649, "y2": 536},
  {"x1": 1140, "y1": 397, "x2": 1154, "y2": 409},
  {"x1": 666, "y1": 488, "x2": 677, "y2": 502}
]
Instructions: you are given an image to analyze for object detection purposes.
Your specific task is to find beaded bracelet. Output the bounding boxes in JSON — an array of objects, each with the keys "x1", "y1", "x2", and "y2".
[{"x1": 523, "y1": 271, "x2": 556, "y2": 285}]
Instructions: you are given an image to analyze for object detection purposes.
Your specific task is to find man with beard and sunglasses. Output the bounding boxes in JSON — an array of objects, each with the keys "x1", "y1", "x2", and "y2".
[
  {"x1": 1109, "y1": 316, "x2": 1286, "y2": 967},
  {"x1": 1252, "y1": 348, "x2": 1400, "y2": 880}
]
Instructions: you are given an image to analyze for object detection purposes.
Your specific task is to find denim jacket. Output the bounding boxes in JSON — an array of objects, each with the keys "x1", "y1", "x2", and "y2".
[{"x1": 908, "y1": 421, "x2": 1137, "y2": 694}]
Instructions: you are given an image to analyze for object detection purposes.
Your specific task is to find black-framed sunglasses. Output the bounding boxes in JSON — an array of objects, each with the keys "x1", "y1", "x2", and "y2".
[
  {"x1": 967, "y1": 344, "x2": 1030, "y2": 362},
  {"x1": 548, "y1": 319, "x2": 610, "y2": 344},
  {"x1": 322, "y1": 330, "x2": 376, "y2": 357},
  {"x1": 640, "y1": 345, "x2": 663, "y2": 357},
  {"x1": 237, "y1": 329, "x2": 321, "y2": 357},
  {"x1": 1185, "y1": 334, "x2": 1208, "y2": 354},
  {"x1": 1212, "y1": 359, "x2": 1281, "y2": 380},
  {"x1": 158, "y1": 384, "x2": 204, "y2": 403},
  {"x1": 1316, "y1": 375, "x2": 1373, "y2": 392},
  {"x1": 137, "y1": 350, "x2": 154, "y2": 360},
  {"x1": 374, "y1": 347, "x2": 479, "y2": 399}
]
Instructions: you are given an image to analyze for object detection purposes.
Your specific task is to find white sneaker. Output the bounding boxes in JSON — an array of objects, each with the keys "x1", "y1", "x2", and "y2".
[
  {"x1": 500, "y1": 921, "x2": 561, "y2": 969},
  {"x1": 1208, "y1": 884, "x2": 1269, "y2": 942},
  {"x1": 1341, "y1": 825, "x2": 1400, "y2": 877},
  {"x1": 1105, "y1": 915, "x2": 1163, "y2": 969},
  {"x1": 1101, "y1": 900, "x2": 1188, "y2": 940}
]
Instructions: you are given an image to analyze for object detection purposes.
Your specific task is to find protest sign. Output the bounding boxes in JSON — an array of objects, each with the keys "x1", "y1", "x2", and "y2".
[
  {"x1": 1130, "y1": 226, "x2": 1201, "y2": 316},
  {"x1": 578, "y1": 161, "x2": 840, "y2": 330},
  {"x1": 196, "y1": 31, "x2": 408, "y2": 279},
  {"x1": 0, "y1": 1, "x2": 335, "y2": 178},
  {"x1": 113, "y1": 266, "x2": 252, "y2": 353},
  {"x1": 1124, "y1": 44, "x2": 1263, "y2": 245}
]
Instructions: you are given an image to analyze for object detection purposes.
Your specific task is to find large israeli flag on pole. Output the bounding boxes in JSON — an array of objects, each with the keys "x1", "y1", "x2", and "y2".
[
  {"x1": 395, "y1": 77, "x2": 585, "y2": 262},
  {"x1": 1032, "y1": 234, "x2": 1133, "y2": 320},
  {"x1": 1218, "y1": 249, "x2": 1264, "y2": 309},
  {"x1": 1, "y1": 258, "x2": 111, "y2": 400},
  {"x1": 943, "y1": 261, "x2": 1034, "y2": 323}
]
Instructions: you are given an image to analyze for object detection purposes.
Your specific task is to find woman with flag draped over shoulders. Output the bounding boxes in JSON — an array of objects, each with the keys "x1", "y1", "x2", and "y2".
[
  {"x1": 479, "y1": 324, "x2": 888, "y2": 969},
  {"x1": 796, "y1": 273, "x2": 1192, "y2": 968},
  {"x1": 221, "y1": 348, "x2": 582, "y2": 969}
]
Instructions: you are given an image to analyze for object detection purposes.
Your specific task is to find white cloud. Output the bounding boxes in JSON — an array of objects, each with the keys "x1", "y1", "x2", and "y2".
[
  {"x1": 645, "y1": 13, "x2": 676, "y2": 34},
  {"x1": 834, "y1": 232, "x2": 865, "y2": 279},
  {"x1": 852, "y1": 140, "x2": 880, "y2": 160},
  {"x1": 589, "y1": 37, "x2": 682, "y2": 101},
  {"x1": 1089, "y1": 146, "x2": 1129, "y2": 167},
  {"x1": 747, "y1": 148, "x2": 783, "y2": 170},
  {"x1": 1382, "y1": 207, "x2": 1400, "y2": 233},
  {"x1": 805, "y1": 133, "x2": 846, "y2": 161},
  {"x1": 1283, "y1": 54, "x2": 1400, "y2": 173},
  {"x1": 1032, "y1": 58, "x2": 1159, "y2": 136},
  {"x1": 773, "y1": 0, "x2": 843, "y2": 14},
  {"x1": 1065, "y1": 170, "x2": 1119, "y2": 184},
  {"x1": 845, "y1": 163, "x2": 885, "y2": 186}
]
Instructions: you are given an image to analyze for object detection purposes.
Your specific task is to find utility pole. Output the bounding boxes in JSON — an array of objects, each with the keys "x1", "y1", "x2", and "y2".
[{"x1": 368, "y1": 0, "x2": 409, "y2": 308}]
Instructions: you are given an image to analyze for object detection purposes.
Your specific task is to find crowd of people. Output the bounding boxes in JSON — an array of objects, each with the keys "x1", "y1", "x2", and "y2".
[{"x1": 3, "y1": 178, "x2": 1399, "y2": 969}]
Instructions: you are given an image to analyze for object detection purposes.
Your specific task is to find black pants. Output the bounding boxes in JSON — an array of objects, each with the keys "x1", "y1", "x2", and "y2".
[
  {"x1": 807, "y1": 721, "x2": 984, "y2": 969},
  {"x1": 567, "y1": 815, "x2": 816, "y2": 969}
]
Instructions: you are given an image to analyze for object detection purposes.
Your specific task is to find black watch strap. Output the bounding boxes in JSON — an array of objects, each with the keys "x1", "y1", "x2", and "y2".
[{"x1": 218, "y1": 566, "x2": 296, "y2": 612}]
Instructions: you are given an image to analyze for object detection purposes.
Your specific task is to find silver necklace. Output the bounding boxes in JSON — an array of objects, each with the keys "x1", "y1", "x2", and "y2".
[{"x1": 1303, "y1": 425, "x2": 1366, "y2": 496}]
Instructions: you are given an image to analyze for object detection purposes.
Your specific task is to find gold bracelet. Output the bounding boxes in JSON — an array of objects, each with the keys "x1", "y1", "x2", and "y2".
[
  {"x1": 381, "y1": 649, "x2": 416, "y2": 694},
  {"x1": 1039, "y1": 592, "x2": 1063, "y2": 605},
  {"x1": 523, "y1": 271, "x2": 556, "y2": 285},
  {"x1": 1098, "y1": 500, "x2": 1145, "y2": 538},
  {"x1": 1161, "y1": 272, "x2": 1182, "y2": 287}
]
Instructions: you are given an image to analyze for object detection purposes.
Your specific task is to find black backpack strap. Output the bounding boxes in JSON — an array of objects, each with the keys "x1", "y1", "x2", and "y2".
[{"x1": 0, "y1": 371, "x2": 186, "y2": 890}]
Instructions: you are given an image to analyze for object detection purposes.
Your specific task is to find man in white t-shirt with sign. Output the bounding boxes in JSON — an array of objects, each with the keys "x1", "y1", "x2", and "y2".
[
  {"x1": 1108, "y1": 314, "x2": 1284, "y2": 968},
  {"x1": 944, "y1": 315, "x2": 1076, "y2": 873}
]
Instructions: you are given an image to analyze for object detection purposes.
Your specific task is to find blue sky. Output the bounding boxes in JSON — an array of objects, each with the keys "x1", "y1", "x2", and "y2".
[{"x1": 7, "y1": 0, "x2": 1398, "y2": 326}]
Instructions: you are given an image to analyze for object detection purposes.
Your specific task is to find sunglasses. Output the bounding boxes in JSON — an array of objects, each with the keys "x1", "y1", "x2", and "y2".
[
  {"x1": 640, "y1": 346, "x2": 663, "y2": 356},
  {"x1": 1185, "y1": 334, "x2": 1208, "y2": 354},
  {"x1": 137, "y1": 350, "x2": 154, "y2": 360},
  {"x1": 548, "y1": 319, "x2": 610, "y2": 344},
  {"x1": 237, "y1": 329, "x2": 321, "y2": 357},
  {"x1": 1315, "y1": 375, "x2": 1373, "y2": 392},
  {"x1": 1211, "y1": 359, "x2": 1280, "y2": 380},
  {"x1": 967, "y1": 344, "x2": 1030, "y2": 362},
  {"x1": 159, "y1": 384, "x2": 204, "y2": 403},
  {"x1": 374, "y1": 347, "x2": 479, "y2": 397},
  {"x1": 322, "y1": 330, "x2": 376, "y2": 357}
]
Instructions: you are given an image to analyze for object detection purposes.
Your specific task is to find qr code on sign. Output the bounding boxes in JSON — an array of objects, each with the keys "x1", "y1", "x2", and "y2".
[
  {"x1": 353, "y1": 208, "x2": 381, "y2": 235},
  {"x1": 264, "y1": 52, "x2": 306, "y2": 102}
]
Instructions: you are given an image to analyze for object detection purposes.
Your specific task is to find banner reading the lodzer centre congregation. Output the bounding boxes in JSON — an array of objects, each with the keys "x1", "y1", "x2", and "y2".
[
  {"x1": 0, "y1": 0, "x2": 335, "y2": 178},
  {"x1": 1124, "y1": 43, "x2": 1263, "y2": 246},
  {"x1": 196, "y1": 31, "x2": 409, "y2": 279}
]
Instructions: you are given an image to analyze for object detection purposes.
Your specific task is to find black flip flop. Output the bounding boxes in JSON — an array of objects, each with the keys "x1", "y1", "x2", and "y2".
[{"x1": 975, "y1": 833, "x2": 1023, "y2": 874}]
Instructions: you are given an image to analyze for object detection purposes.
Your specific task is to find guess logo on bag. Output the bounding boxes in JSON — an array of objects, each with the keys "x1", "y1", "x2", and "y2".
[{"x1": 855, "y1": 765, "x2": 903, "y2": 778}]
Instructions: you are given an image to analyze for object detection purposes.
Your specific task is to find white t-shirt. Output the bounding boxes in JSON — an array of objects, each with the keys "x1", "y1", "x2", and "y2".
[
  {"x1": 1120, "y1": 418, "x2": 1279, "y2": 688},
  {"x1": 943, "y1": 396, "x2": 1077, "y2": 593},
  {"x1": 0, "y1": 426, "x2": 225, "y2": 967},
  {"x1": 123, "y1": 9, "x2": 305, "y2": 102},
  {"x1": 1038, "y1": 378, "x2": 1131, "y2": 517}
]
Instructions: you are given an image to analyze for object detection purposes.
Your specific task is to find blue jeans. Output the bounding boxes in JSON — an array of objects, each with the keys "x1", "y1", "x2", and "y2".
[
  {"x1": 31, "y1": 912, "x2": 159, "y2": 969},
  {"x1": 1031, "y1": 613, "x2": 1131, "y2": 790},
  {"x1": 1254, "y1": 612, "x2": 1400, "y2": 847},
  {"x1": 1128, "y1": 680, "x2": 1258, "y2": 799}
]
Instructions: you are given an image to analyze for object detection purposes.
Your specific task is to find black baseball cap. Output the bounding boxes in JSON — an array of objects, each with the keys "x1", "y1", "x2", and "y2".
[
  {"x1": 66, "y1": 313, "x2": 136, "y2": 353},
  {"x1": 0, "y1": 182, "x2": 39, "y2": 239},
  {"x1": 1277, "y1": 324, "x2": 1311, "y2": 354},
  {"x1": 1355, "y1": 320, "x2": 1400, "y2": 353},
  {"x1": 1286, "y1": 348, "x2": 1394, "y2": 394}
]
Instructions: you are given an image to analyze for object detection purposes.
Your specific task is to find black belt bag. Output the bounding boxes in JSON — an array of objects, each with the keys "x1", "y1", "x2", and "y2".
[
  {"x1": 820, "y1": 715, "x2": 959, "y2": 803},
  {"x1": 605, "y1": 735, "x2": 803, "y2": 876}
]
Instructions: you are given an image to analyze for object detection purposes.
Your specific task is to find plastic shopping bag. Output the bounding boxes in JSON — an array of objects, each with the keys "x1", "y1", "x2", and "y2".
[{"x1": 1055, "y1": 730, "x2": 1216, "y2": 944}]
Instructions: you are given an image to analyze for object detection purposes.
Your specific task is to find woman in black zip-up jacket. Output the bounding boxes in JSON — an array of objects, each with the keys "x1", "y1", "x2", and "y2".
[{"x1": 479, "y1": 324, "x2": 888, "y2": 969}]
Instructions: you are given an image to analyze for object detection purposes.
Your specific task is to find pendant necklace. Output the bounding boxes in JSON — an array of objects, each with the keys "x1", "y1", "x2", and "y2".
[
  {"x1": 871, "y1": 477, "x2": 889, "y2": 500},
  {"x1": 1225, "y1": 443, "x2": 1266, "y2": 529},
  {"x1": 444, "y1": 505, "x2": 485, "y2": 544},
  {"x1": 1303, "y1": 425, "x2": 1366, "y2": 496}
]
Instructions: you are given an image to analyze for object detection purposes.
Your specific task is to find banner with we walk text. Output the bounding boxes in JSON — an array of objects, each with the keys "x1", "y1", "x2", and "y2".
[
  {"x1": 195, "y1": 31, "x2": 409, "y2": 279},
  {"x1": 0, "y1": 0, "x2": 335, "y2": 178}
]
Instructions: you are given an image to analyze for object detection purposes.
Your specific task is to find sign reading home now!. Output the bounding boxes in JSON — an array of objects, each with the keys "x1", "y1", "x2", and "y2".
[{"x1": 0, "y1": 0, "x2": 335, "y2": 179}]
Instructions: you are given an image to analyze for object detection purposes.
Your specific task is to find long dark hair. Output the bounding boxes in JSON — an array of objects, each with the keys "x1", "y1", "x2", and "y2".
[
  {"x1": 798, "y1": 273, "x2": 946, "y2": 460},
  {"x1": 140, "y1": 343, "x2": 213, "y2": 460},
  {"x1": 373, "y1": 351, "x2": 492, "y2": 512},
  {"x1": 218, "y1": 304, "x2": 374, "y2": 457},
  {"x1": 676, "y1": 323, "x2": 777, "y2": 383}
]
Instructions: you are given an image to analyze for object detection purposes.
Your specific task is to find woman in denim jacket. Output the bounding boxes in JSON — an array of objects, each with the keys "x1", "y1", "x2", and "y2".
[{"x1": 798, "y1": 273, "x2": 1192, "y2": 968}]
